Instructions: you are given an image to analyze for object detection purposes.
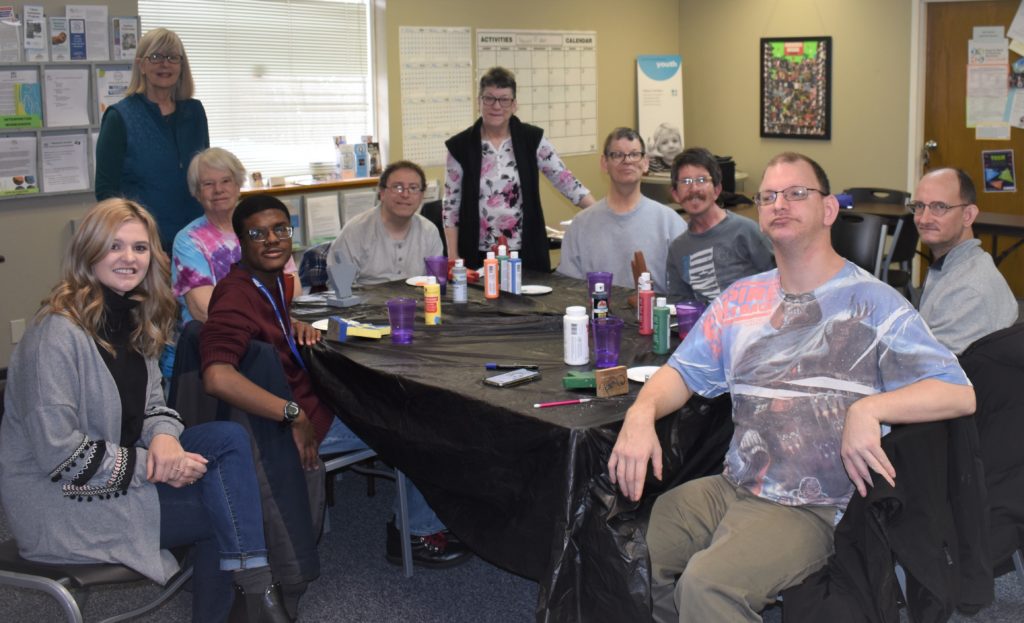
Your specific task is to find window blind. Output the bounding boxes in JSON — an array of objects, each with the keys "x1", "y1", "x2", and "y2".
[{"x1": 139, "y1": 0, "x2": 374, "y2": 178}]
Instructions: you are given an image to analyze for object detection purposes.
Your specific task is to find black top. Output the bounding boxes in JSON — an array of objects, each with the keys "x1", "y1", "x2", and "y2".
[{"x1": 95, "y1": 286, "x2": 147, "y2": 447}]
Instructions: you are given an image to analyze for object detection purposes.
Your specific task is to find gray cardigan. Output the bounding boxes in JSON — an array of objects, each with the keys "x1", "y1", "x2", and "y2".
[{"x1": 0, "y1": 313, "x2": 183, "y2": 583}]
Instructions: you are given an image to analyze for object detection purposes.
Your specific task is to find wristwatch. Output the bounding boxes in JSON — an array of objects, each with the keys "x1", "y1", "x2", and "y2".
[{"x1": 282, "y1": 401, "x2": 300, "y2": 425}]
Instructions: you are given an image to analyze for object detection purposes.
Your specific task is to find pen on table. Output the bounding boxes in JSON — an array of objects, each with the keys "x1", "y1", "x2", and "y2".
[
  {"x1": 485, "y1": 363, "x2": 540, "y2": 370},
  {"x1": 533, "y1": 398, "x2": 592, "y2": 409}
]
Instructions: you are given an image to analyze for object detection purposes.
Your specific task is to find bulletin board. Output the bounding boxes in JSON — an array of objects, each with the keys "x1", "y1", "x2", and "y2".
[{"x1": 477, "y1": 29, "x2": 598, "y2": 155}]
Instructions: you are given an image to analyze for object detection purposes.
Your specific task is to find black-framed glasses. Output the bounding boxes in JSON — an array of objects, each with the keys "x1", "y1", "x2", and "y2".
[
  {"x1": 905, "y1": 200, "x2": 969, "y2": 217},
  {"x1": 145, "y1": 52, "x2": 183, "y2": 64},
  {"x1": 385, "y1": 183, "x2": 424, "y2": 195},
  {"x1": 606, "y1": 151, "x2": 646, "y2": 163},
  {"x1": 480, "y1": 95, "x2": 515, "y2": 108},
  {"x1": 676, "y1": 176, "x2": 712, "y2": 187},
  {"x1": 752, "y1": 186, "x2": 826, "y2": 206},
  {"x1": 247, "y1": 225, "x2": 294, "y2": 242}
]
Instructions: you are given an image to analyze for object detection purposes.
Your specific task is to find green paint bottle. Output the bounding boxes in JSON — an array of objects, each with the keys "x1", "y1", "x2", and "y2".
[{"x1": 653, "y1": 296, "x2": 671, "y2": 355}]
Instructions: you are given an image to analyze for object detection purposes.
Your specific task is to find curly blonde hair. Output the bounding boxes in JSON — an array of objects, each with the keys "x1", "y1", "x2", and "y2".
[{"x1": 40, "y1": 198, "x2": 177, "y2": 358}]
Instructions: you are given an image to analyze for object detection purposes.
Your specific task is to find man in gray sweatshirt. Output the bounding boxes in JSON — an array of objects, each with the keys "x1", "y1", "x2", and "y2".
[{"x1": 913, "y1": 167, "x2": 1017, "y2": 354}]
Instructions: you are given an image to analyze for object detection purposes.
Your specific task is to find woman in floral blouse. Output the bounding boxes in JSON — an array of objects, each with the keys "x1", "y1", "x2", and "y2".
[{"x1": 444, "y1": 67, "x2": 594, "y2": 272}]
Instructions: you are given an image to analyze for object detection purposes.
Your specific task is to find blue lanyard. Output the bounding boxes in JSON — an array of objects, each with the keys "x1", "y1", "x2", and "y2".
[{"x1": 250, "y1": 275, "x2": 306, "y2": 371}]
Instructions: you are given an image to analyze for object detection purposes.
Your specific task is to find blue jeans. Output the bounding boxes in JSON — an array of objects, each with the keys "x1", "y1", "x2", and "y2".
[
  {"x1": 320, "y1": 416, "x2": 444, "y2": 535},
  {"x1": 159, "y1": 421, "x2": 268, "y2": 622}
]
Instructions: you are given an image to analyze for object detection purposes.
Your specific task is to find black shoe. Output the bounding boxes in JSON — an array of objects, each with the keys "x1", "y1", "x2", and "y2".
[
  {"x1": 229, "y1": 582, "x2": 293, "y2": 623},
  {"x1": 386, "y1": 520, "x2": 472, "y2": 569}
]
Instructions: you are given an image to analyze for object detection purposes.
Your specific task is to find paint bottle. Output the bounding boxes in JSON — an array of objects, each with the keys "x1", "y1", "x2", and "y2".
[
  {"x1": 591, "y1": 282, "x2": 609, "y2": 320},
  {"x1": 424, "y1": 276, "x2": 442, "y2": 325},
  {"x1": 638, "y1": 280, "x2": 654, "y2": 335},
  {"x1": 484, "y1": 251, "x2": 499, "y2": 299},
  {"x1": 452, "y1": 258, "x2": 468, "y2": 304},
  {"x1": 563, "y1": 305, "x2": 589, "y2": 365},
  {"x1": 497, "y1": 244, "x2": 509, "y2": 292},
  {"x1": 653, "y1": 297, "x2": 671, "y2": 354},
  {"x1": 508, "y1": 251, "x2": 522, "y2": 295},
  {"x1": 636, "y1": 272, "x2": 651, "y2": 322}
]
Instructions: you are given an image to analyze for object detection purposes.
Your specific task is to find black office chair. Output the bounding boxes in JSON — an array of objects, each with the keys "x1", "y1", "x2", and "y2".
[
  {"x1": 842, "y1": 187, "x2": 910, "y2": 206},
  {"x1": 831, "y1": 211, "x2": 888, "y2": 277},
  {"x1": 0, "y1": 542, "x2": 192, "y2": 623},
  {"x1": 420, "y1": 200, "x2": 447, "y2": 257},
  {"x1": 881, "y1": 213, "x2": 921, "y2": 301}
]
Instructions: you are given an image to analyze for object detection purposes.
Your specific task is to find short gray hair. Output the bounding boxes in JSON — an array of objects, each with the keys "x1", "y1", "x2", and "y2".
[{"x1": 187, "y1": 147, "x2": 246, "y2": 199}]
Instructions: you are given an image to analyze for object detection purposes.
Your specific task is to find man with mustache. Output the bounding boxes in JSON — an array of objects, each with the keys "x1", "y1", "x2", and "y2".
[
  {"x1": 557, "y1": 127, "x2": 686, "y2": 293},
  {"x1": 912, "y1": 167, "x2": 1017, "y2": 354},
  {"x1": 664, "y1": 147, "x2": 773, "y2": 303}
]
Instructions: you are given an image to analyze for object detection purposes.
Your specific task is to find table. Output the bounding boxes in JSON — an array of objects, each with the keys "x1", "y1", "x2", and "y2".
[{"x1": 296, "y1": 273, "x2": 732, "y2": 622}]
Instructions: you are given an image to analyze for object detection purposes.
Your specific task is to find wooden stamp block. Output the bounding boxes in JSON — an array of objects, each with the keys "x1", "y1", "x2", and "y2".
[{"x1": 595, "y1": 366, "x2": 628, "y2": 398}]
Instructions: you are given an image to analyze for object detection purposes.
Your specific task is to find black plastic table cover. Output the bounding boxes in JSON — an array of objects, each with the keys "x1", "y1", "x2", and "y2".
[{"x1": 298, "y1": 272, "x2": 732, "y2": 623}]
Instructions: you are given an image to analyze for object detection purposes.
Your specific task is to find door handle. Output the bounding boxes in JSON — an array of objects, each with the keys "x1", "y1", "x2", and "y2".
[{"x1": 921, "y1": 140, "x2": 938, "y2": 167}]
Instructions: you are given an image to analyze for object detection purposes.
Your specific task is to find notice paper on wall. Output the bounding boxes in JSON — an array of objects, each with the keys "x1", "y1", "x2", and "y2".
[
  {"x1": 44, "y1": 67, "x2": 90, "y2": 127},
  {"x1": 96, "y1": 66, "x2": 130, "y2": 114},
  {"x1": 304, "y1": 194, "x2": 342, "y2": 245},
  {"x1": 41, "y1": 133, "x2": 89, "y2": 192},
  {"x1": 66, "y1": 5, "x2": 109, "y2": 61},
  {"x1": 398, "y1": 26, "x2": 474, "y2": 166},
  {"x1": 637, "y1": 55, "x2": 684, "y2": 175},
  {"x1": 477, "y1": 29, "x2": 598, "y2": 155},
  {"x1": 0, "y1": 69, "x2": 42, "y2": 129},
  {"x1": 966, "y1": 33, "x2": 1009, "y2": 128},
  {"x1": 23, "y1": 5, "x2": 47, "y2": 62},
  {"x1": 49, "y1": 16, "x2": 69, "y2": 61},
  {"x1": 0, "y1": 5, "x2": 21, "y2": 62},
  {"x1": 112, "y1": 16, "x2": 137, "y2": 61},
  {"x1": 982, "y1": 149, "x2": 1016, "y2": 192},
  {"x1": 0, "y1": 136, "x2": 39, "y2": 196}
]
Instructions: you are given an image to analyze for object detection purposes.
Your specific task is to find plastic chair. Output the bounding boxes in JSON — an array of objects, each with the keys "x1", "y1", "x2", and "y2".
[
  {"x1": 842, "y1": 187, "x2": 910, "y2": 206},
  {"x1": 881, "y1": 213, "x2": 921, "y2": 301},
  {"x1": 0, "y1": 540, "x2": 192, "y2": 623},
  {"x1": 419, "y1": 200, "x2": 447, "y2": 257},
  {"x1": 832, "y1": 211, "x2": 888, "y2": 277},
  {"x1": 321, "y1": 450, "x2": 414, "y2": 578}
]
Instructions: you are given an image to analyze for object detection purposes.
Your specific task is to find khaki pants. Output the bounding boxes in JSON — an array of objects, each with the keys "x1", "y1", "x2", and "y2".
[{"x1": 647, "y1": 475, "x2": 838, "y2": 623}]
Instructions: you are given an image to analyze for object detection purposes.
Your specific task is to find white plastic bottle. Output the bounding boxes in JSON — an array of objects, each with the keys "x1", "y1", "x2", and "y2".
[
  {"x1": 563, "y1": 305, "x2": 590, "y2": 365},
  {"x1": 452, "y1": 258, "x2": 468, "y2": 304}
]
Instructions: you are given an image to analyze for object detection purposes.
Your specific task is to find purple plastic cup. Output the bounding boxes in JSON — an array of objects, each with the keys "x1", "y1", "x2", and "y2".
[
  {"x1": 386, "y1": 297, "x2": 416, "y2": 344},
  {"x1": 675, "y1": 302, "x2": 704, "y2": 341},
  {"x1": 592, "y1": 316, "x2": 625, "y2": 369},
  {"x1": 424, "y1": 256, "x2": 448, "y2": 295}
]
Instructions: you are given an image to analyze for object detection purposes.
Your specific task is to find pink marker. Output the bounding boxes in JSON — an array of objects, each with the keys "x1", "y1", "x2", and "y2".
[{"x1": 533, "y1": 398, "x2": 593, "y2": 409}]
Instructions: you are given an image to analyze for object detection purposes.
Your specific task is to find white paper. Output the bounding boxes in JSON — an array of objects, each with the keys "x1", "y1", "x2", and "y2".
[
  {"x1": 0, "y1": 10, "x2": 20, "y2": 63},
  {"x1": 1011, "y1": 90, "x2": 1024, "y2": 129},
  {"x1": 41, "y1": 133, "x2": 89, "y2": 192},
  {"x1": 304, "y1": 194, "x2": 342, "y2": 244},
  {"x1": 0, "y1": 69, "x2": 42, "y2": 129},
  {"x1": 44, "y1": 68, "x2": 90, "y2": 127},
  {"x1": 112, "y1": 17, "x2": 137, "y2": 61},
  {"x1": 968, "y1": 38, "x2": 1009, "y2": 66},
  {"x1": 23, "y1": 5, "x2": 47, "y2": 62},
  {"x1": 0, "y1": 136, "x2": 39, "y2": 195},
  {"x1": 967, "y1": 65, "x2": 1010, "y2": 126},
  {"x1": 1009, "y1": 1, "x2": 1024, "y2": 42},
  {"x1": 973, "y1": 26, "x2": 1005, "y2": 41},
  {"x1": 49, "y1": 17, "x2": 69, "y2": 61},
  {"x1": 95, "y1": 67, "x2": 130, "y2": 114},
  {"x1": 975, "y1": 124, "x2": 1011, "y2": 140},
  {"x1": 66, "y1": 5, "x2": 109, "y2": 61}
]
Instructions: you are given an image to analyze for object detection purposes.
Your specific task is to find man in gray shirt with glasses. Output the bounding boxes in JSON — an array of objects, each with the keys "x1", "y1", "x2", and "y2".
[
  {"x1": 912, "y1": 167, "x2": 1017, "y2": 354},
  {"x1": 664, "y1": 148, "x2": 774, "y2": 303},
  {"x1": 327, "y1": 160, "x2": 443, "y2": 285}
]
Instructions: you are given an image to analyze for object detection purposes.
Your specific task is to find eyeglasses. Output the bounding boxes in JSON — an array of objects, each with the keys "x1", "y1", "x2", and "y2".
[
  {"x1": 247, "y1": 225, "x2": 294, "y2": 242},
  {"x1": 480, "y1": 95, "x2": 515, "y2": 109},
  {"x1": 385, "y1": 183, "x2": 424, "y2": 195},
  {"x1": 752, "y1": 186, "x2": 826, "y2": 206},
  {"x1": 905, "y1": 200, "x2": 969, "y2": 216},
  {"x1": 145, "y1": 52, "x2": 183, "y2": 64},
  {"x1": 606, "y1": 151, "x2": 646, "y2": 163},
  {"x1": 676, "y1": 176, "x2": 712, "y2": 187}
]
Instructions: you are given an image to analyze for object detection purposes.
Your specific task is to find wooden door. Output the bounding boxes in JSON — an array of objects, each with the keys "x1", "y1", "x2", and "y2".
[{"x1": 925, "y1": 0, "x2": 1024, "y2": 295}]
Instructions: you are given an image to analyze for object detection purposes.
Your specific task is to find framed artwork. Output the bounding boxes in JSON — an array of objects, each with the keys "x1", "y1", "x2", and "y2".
[{"x1": 760, "y1": 36, "x2": 832, "y2": 140}]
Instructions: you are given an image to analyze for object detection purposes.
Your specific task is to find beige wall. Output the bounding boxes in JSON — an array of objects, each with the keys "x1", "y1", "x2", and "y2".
[
  {"x1": 0, "y1": 0, "x2": 138, "y2": 368},
  {"x1": 383, "y1": 0, "x2": 682, "y2": 226},
  {"x1": 678, "y1": 0, "x2": 913, "y2": 193}
]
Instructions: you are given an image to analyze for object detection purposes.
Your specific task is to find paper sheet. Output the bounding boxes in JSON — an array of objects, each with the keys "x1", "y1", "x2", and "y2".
[
  {"x1": 0, "y1": 7, "x2": 20, "y2": 63},
  {"x1": 0, "y1": 70, "x2": 42, "y2": 129},
  {"x1": 66, "y1": 5, "x2": 109, "y2": 61},
  {"x1": 96, "y1": 67, "x2": 130, "y2": 114},
  {"x1": 44, "y1": 68, "x2": 90, "y2": 127},
  {"x1": 23, "y1": 5, "x2": 47, "y2": 62},
  {"x1": 41, "y1": 133, "x2": 89, "y2": 192},
  {"x1": 304, "y1": 194, "x2": 342, "y2": 244},
  {"x1": 967, "y1": 65, "x2": 1010, "y2": 126},
  {"x1": 112, "y1": 17, "x2": 137, "y2": 61},
  {"x1": 0, "y1": 136, "x2": 39, "y2": 196},
  {"x1": 49, "y1": 16, "x2": 69, "y2": 61}
]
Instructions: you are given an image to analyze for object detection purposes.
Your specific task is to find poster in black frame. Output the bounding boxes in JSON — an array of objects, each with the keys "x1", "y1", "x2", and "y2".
[{"x1": 760, "y1": 36, "x2": 832, "y2": 140}]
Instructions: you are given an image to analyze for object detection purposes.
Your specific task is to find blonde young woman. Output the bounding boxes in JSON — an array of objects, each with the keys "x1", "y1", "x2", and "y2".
[{"x1": 0, "y1": 199, "x2": 287, "y2": 622}]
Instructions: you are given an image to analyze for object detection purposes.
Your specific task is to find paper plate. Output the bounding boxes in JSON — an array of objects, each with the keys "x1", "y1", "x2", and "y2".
[
  {"x1": 312, "y1": 319, "x2": 330, "y2": 331},
  {"x1": 626, "y1": 366, "x2": 660, "y2": 383},
  {"x1": 293, "y1": 293, "x2": 327, "y2": 304},
  {"x1": 405, "y1": 276, "x2": 429, "y2": 286},
  {"x1": 520, "y1": 284, "x2": 553, "y2": 295}
]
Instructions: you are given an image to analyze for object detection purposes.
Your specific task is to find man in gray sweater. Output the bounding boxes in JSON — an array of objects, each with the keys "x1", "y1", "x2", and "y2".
[
  {"x1": 664, "y1": 148, "x2": 774, "y2": 303},
  {"x1": 913, "y1": 167, "x2": 1017, "y2": 354}
]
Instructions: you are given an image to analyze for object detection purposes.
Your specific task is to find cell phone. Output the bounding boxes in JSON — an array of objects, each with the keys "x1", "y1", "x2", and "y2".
[{"x1": 484, "y1": 368, "x2": 541, "y2": 388}]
